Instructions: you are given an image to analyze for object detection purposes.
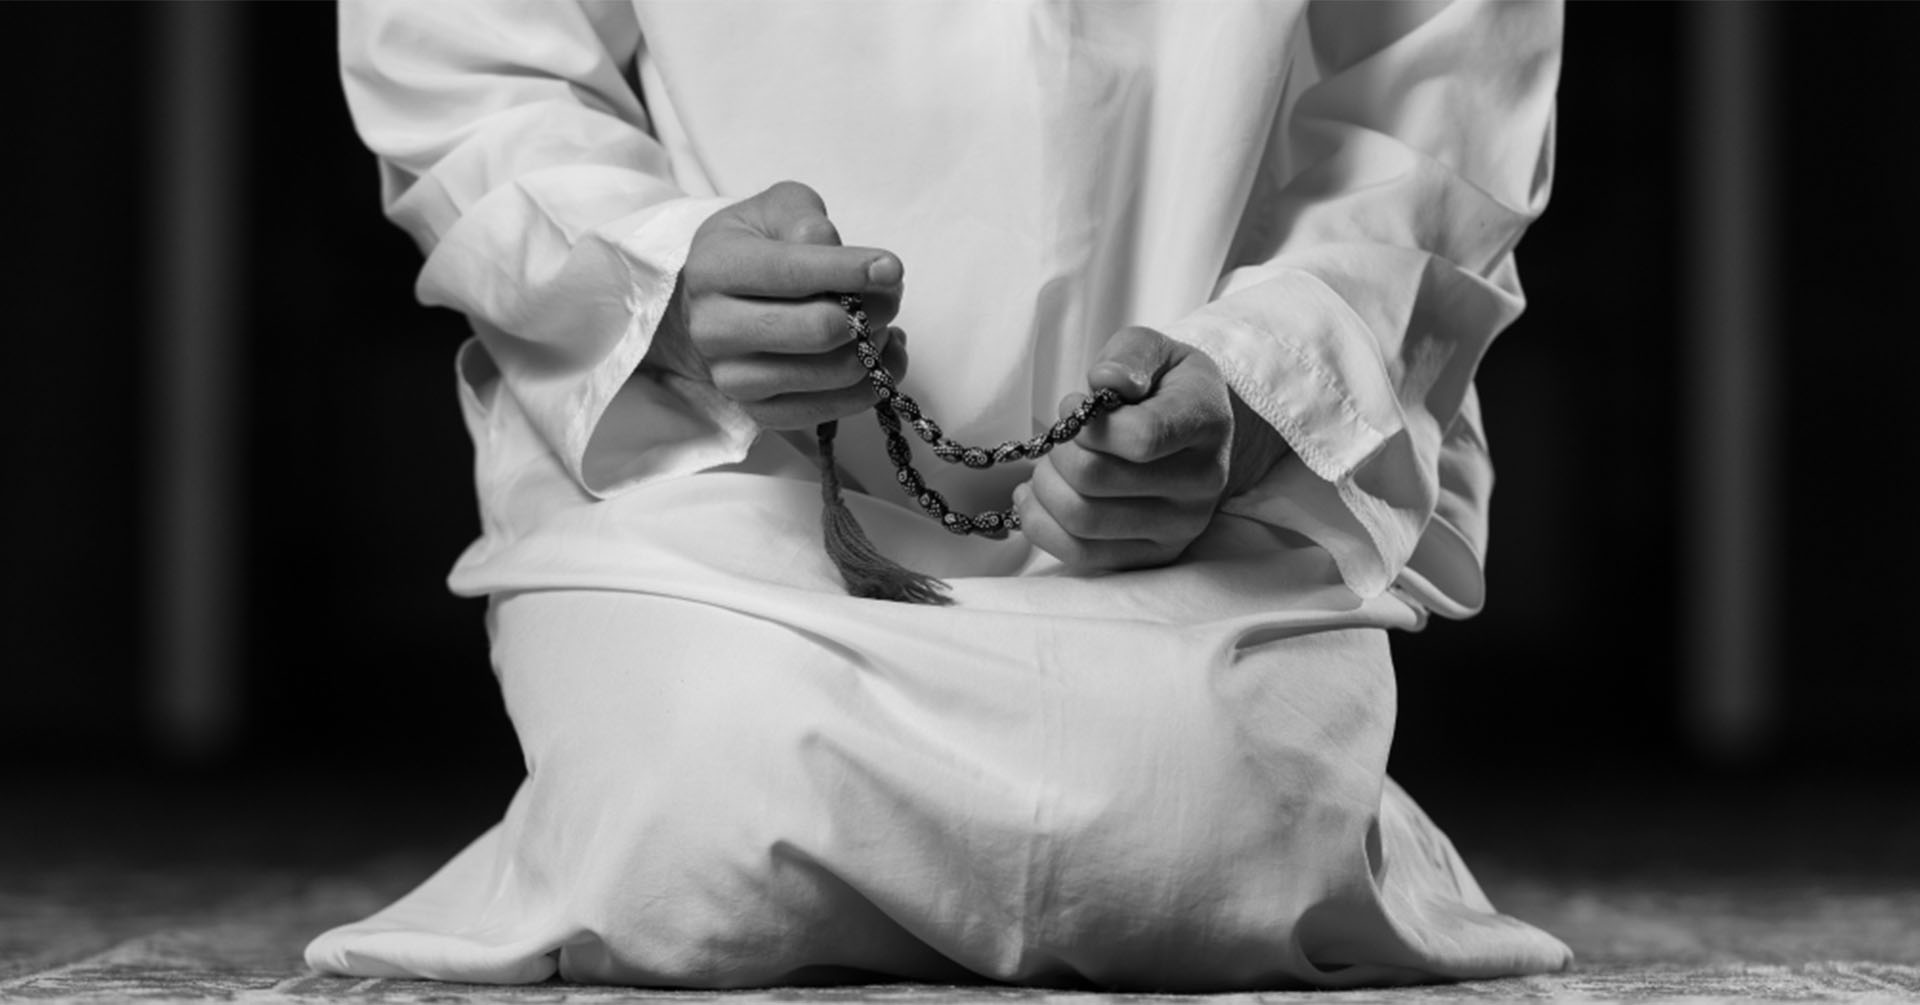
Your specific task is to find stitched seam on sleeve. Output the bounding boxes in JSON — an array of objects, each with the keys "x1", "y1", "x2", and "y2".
[{"x1": 1186, "y1": 310, "x2": 1390, "y2": 485}]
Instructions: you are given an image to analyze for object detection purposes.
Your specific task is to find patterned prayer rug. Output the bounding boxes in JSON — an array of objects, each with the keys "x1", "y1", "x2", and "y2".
[{"x1": 6, "y1": 774, "x2": 1916, "y2": 1004}]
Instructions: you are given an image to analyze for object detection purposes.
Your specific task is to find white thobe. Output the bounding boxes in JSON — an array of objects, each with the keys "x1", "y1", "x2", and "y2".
[{"x1": 309, "y1": 0, "x2": 1569, "y2": 990}]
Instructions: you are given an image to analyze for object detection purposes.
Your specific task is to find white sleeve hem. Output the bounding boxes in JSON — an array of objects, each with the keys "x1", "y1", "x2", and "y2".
[
  {"x1": 1165, "y1": 267, "x2": 1412, "y2": 598},
  {"x1": 575, "y1": 195, "x2": 755, "y2": 497}
]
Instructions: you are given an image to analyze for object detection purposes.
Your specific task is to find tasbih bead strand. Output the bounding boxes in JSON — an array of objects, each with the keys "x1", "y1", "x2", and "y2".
[{"x1": 841, "y1": 295, "x2": 1124, "y2": 538}]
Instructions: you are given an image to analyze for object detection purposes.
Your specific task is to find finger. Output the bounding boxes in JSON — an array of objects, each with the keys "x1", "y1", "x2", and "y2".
[
  {"x1": 763, "y1": 205, "x2": 907, "y2": 298},
  {"x1": 702, "y1": 235, "x2": 904, "y2": 299},
  {"x1": 1028, "y1": 460, "x2": 1208, "y2": 543},
  {"x1": 709, "y1": 327, "x2": 907, "y2": 403},
  {"x1": 742, "y1": 376, "x2": 894, "y2": 431},
  {"x1": 1071, "y1": 394, "x2": 1227, "y2": 464},
  {"x1": 709, "y1": 347, "x2": 866, "y2": 402},
  {"x1": 725, "y1": 332, "x2": 908, "y2": 423},
  {"x1": 1014, "y1": 483, "x2": 1182, "y2": 572},
  {"x1": 1055, "y1": 387, "x2": 1217, "y2": 483},
  {"x1": 1072, "y1": 349, "x2": 1232, "y2": 463},
  {"x1": 1047, "y1": 440, "x2": 1226, "y2": 502},
  {"x1": 694, "y1": 296, "x2": 899, "y2": 357},
  {"x1": 1086, "y1": 326, "x2": 1180, "y2": 403},
  {"x1": 1013, "y1": 484, "x2": 1094, "y2": 568}
]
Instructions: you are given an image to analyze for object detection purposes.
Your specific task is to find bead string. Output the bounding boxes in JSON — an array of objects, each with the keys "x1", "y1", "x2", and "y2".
[{"x1": 841, "y1": 295, "x2": 1124, "y2": 539}]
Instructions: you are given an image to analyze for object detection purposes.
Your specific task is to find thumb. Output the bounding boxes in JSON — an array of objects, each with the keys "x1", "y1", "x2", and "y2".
[
  {"x1": 752, "y1": 180, "x2": 904, "y2": 288},
  {"x1": 1087, "y1": 326, "x2": 1178, "y2": 403}
]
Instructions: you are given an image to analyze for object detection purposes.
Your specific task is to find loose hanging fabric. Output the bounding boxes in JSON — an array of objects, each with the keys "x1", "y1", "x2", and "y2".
[{"x1": 817, "y1": 295, "x2": 1124, "y2": 604}]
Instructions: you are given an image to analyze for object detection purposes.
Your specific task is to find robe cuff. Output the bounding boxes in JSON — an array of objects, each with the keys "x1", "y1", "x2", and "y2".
[
  {"x1": 574, "y1": 195, "x2": 756, "y2": 497},
  {"x1": 1162, "y1": 267, "x2": 1419, "y2": 600},
  {"x1": 425, "y1": 191, "x2": 754, "y2": 498}
]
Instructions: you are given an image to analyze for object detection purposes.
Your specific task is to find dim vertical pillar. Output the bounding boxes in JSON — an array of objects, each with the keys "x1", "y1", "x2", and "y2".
[
  {"x1": 1683, "y1": 2, "x2": 1776, "y2": 762},
  {"x1": 146, "y1": 2, "x2": 242, "y2": 760}
]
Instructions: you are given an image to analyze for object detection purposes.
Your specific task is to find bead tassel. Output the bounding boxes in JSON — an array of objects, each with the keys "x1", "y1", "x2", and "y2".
[{"x1": 817, "y1": 419, "x2": 954, "y2": 605}]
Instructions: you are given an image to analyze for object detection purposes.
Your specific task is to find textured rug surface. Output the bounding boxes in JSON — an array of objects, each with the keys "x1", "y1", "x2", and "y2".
[{"x1": 6, "y1": 773, "x2": 1917, "y2": 1003}]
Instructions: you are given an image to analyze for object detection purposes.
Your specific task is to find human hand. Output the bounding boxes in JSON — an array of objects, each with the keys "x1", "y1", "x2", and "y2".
[
  {"x1": 1015, "y1": 326, "x2": 1288, "y2": 571},
  {"x1": 645, "y1": 181, "x2": 908, "y2": 430}
]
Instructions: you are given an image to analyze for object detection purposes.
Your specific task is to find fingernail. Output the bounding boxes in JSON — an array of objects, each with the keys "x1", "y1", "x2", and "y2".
[{"x1": 867, "y1": 255, "x2": 902, "y2": 286}]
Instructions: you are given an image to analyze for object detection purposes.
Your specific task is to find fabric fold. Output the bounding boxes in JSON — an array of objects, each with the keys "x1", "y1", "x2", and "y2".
[
  {"x1": 322, "y1": 0, "x2": 1570, "y2": 990},
  {"x1": 1166, "y1": 0, "x2": 1559, "y2": 609},
  {"x1": 341, "y1": 0, "x2": 753, "y2": 496}
]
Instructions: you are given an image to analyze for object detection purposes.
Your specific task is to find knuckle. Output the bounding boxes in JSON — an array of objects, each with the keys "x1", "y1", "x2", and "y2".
[
  {"x1": 1157, "y1": 410, "x2": 1202, "y2": 452},
  {"x1": 792, "y1": 217, "x2": 841, "y2": 246},
  {"x1": 766, "y1": 181, "x2": 829, "y2": 228},
  {"x1": 1134, "y1": 505, "x2": 1180, "y2": 545},
  {"x1": 1055, "y1": 448, "x2": 1103, "y2": 494},
  {"x1": 1051, "y1": 532, "x2": 1092, "y2": 568},
  {"x1": 1166, "y1": 505, "x2": 1208, "y2": 539},
  {"x1": 830, "y1": 347, "x2": 868, "y2": 387},
  {"x1": 1054, "y1": 493, "x2": 1098, "y2": 536},
  {"x1": 680, "y1": 243, "x2": 718, "y2": 285},
  {"x1": 690, "y1": 207, "x2": 738, "y2": 247},
  {"x1": 684, "y1": 310, "x2": 723, "y2": 350},
  {"x1": 743, "y1": 401, "x2": 791, "y2": 429},
  {"x1": 765, "y1": 179, "x2": 817, "y2": 205},
  {"x1": 684, "y1": 241, "x2": 737, "y2": 294},
  {"x1": 1116, "y1": 419, "x2": 1165, "y2": 461},
  {"x1": 815, "y1": 306, "x2": 851, "y2": 349},
  {"x1": 709, "y1": 364, "x2": 751, "y2": 401},
  {"x1": 1200, "y1": 405, "x2": 1233, "y2": 444},
  {"x1": 1200, "y1": 461, "x2": 1230, "y2": 497},
  {"x1": 748, "y1": 307, "x2": 787, "y2": 346},
  {"x1": 1026, "y1": 510, "x2": 1089, "y2": 568}
]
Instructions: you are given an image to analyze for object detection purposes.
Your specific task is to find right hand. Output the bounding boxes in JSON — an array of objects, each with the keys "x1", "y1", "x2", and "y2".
[{"x1": 645, "y1": 180, "x2": 908, "y2": 430}]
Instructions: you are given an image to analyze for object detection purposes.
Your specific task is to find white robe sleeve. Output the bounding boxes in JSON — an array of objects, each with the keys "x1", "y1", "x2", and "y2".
[
  {"x1": 1161, "y1": 0, "x2": 1559, "y2": 617},
  {"x1": 338, "y1": 0, "x2": 753, "y2": 496}
]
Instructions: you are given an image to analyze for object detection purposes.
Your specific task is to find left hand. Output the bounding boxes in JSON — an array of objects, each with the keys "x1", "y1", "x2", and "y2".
[{"x1": 1015, "y1": 326, "x2": 1288, "y2": 572}]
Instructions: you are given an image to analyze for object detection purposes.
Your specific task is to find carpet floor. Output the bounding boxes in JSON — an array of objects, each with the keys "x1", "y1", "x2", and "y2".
[{"x1": 5, "y1": 772, "x2": 1917, "y2": 1003}]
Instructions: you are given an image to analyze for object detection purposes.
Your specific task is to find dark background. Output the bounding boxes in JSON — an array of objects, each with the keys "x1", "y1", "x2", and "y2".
[{"x1": 3, "y1": 1, "x2": 1915, "y2": 838}]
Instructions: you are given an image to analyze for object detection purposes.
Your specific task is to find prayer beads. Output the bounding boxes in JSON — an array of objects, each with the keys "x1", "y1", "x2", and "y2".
[{"x1": 840, "y1": 295, "x2": 1124, "y2": 539}]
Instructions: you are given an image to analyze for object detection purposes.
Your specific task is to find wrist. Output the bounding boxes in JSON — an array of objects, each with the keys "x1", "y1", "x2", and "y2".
[
  {"x1": 641, "y1": 276, "x2": 709, "y2": 383},
  {"x1": 1224, "y1": 388, "x2": 1288, "y2": 500}
]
